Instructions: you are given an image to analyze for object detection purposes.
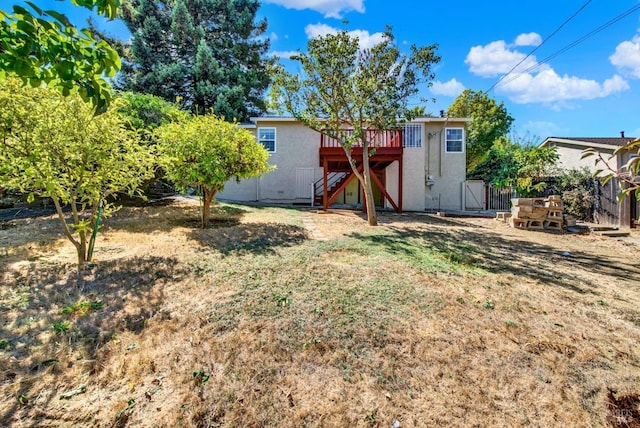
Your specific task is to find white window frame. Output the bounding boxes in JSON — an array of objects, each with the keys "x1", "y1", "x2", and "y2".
[
  {"x1": 402, "y1": 123, "x2": 422, "y2": 148},
  {"x1": 258, "y1": 127, "x2": 276, "y2": 153},
  {"x1": 445, "y1": 127, "x2": 464, "y2": 153}
]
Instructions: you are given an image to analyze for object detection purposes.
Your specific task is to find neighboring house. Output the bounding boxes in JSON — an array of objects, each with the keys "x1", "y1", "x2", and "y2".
[
  {"x1": 218, "y1": 116, "x2": 471, "y2": 212},
  {"x1": 540, "y1": 135, "x2": 639, "y2": 228}
]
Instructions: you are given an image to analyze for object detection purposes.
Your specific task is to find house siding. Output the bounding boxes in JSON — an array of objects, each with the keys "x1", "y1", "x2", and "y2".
[
  {"x1": 218, "y1": 118, "x2": 469, "y2": 212},
  {"x1": 219, "y1": 120, "x2": 322, "y2": 204},
  {"x1": 541, "y1": 137, "x2": 639, "y2": 228},
  {"x1": 430, "y1": 123, "x2": 467, "y2": 210},
  {"x1": 553, "y1": 143, "x2": 617, "y2": 175}
]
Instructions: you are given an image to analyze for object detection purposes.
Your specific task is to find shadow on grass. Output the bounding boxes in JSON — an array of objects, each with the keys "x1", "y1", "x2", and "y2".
[
  {"x1": 100, "y1": 201, "x2": 251, "y2": 235},
  {"x1": 0, "y1": 256, "x2": 186, "y2": 423},
  {"x1": 0, "y1": 214, "x2": 62, "y2": 252},
  {"x1": 348, "y1": 224, "x2": 640, "y2": 295},
  {"x1": 188, "y1": 222, "x2": 309, "y2": 256}
]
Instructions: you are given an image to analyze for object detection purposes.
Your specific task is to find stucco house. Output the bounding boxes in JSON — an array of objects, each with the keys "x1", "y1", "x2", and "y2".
[
  {"x1": 540, "y1": 136, "x2": 637, "y2": 175},
  {"x1": 218, "y1": 116, "x2": 471, "y2": 212},
  {"x1": 540, "y1": 135, "x2": 639, "y2": 228}
]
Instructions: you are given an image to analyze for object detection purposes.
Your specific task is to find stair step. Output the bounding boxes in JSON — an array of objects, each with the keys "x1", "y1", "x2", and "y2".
[{"x1": 595, "y1": 230, "x2": 630, "y2": 237}]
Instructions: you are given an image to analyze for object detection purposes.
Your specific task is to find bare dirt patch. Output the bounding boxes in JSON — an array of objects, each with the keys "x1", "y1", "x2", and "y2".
[{"x1": 1, "y1": 202, "x2": 639, "y2": 427}]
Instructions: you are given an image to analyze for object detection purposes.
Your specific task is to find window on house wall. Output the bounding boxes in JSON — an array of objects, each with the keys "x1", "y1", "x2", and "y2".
[
  {"x1": 403, "y1": 123, "x2": 422, "y2": 148},
  {"x1": 258, "y1": 127, "x2": 276, "y2": 152},
  {"x1": 445, "y1": 128, "x2": 464, "y2": 153}
]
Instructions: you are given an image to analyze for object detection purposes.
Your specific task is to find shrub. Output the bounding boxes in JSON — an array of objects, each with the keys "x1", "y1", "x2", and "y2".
[{"x1": 553, "y1": 168, "x2": 595, "y2": 221}]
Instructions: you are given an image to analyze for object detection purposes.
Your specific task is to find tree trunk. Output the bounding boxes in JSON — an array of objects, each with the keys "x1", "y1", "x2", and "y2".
[
  {"x1": 79, "y1": 230, "x2": 87, "y2": 262},
  {"x1": 201, "y1": 187, "x2": 216, "y2": 228},
  {"x1": 76, "y1": 242, "x2": 87, "y2": 268},
  {"x1": 362, "y1": 150, "x2": 378, "y2": 226},
  {"x1": 51, "y1": 196, "x2": 86, "y2": 267}
]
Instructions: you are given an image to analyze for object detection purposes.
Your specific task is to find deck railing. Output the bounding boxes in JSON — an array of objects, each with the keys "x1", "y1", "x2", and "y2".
[{"x1": 320, "y1": 129, "x2": 403, "y2": 149}]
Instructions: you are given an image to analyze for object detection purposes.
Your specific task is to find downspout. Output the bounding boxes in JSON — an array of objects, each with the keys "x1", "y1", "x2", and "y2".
[
  {"x1": 439, "y1": 130, "x2": 443, "y2": 177},
  {"x1": 439, "y1": 117, "x2": 450, "y2": 178},
  {"x1": 426, "y1": 132, "x2": 431, "y2": 177}
]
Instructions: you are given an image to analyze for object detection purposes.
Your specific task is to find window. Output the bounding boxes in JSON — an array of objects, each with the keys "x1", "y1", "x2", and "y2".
[
  {"x1": 403, "y1": 124, "x2": 422, "y2": 148},
  {"x1": 445, "y1": 128, "x2": 464, "y2": 153},
  {"x1": 258, "y1": 127, "x2": 276, "y2": 152}
]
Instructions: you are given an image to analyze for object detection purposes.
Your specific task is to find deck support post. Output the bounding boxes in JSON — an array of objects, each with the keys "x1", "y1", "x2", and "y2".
[{"x1": 323, "y1": 157, "x2": 328, "y2": 211}]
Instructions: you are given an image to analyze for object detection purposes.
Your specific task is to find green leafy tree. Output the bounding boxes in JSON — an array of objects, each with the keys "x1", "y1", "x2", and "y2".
[
  {"x1": 447, "y1": 89, "x2": 514, "y2": 171},
  {"x1": 116, "y1": 92, "x2": 189, "y2": 189},
  {"x1": 118, "y1": 0, "x2": 271, "y2": 121},
  {"x1": 270, "y1": 27, "x2": 440, "y2": 226},
  {"x1": 0, "y1": 1, "x2": 121, "y2": 112},
  {"x1": 156, "y1": 115, "x2": 272, "y2": 228},
  {"x1": 117, "y1": 91, "x2": 187, "y2": 132},
  {"x1": 469, "y1": 136, "x2": 558, "y2": 196},
  {"x1": 0, "y1": 78, "x2": 155, "y2": 266}
]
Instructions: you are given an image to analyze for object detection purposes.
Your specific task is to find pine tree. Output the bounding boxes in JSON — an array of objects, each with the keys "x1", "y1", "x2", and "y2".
[{"x1": 119, "y1": 0, "x2": 271, "y2": 121}]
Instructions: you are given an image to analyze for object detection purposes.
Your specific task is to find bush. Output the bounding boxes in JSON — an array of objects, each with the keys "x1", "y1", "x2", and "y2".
[{"x1": 552, "y1": 168, "x2": 595, "y2": 221}]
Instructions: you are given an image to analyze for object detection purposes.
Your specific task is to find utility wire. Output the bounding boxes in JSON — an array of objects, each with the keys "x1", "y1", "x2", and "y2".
[
  {"x1": 486, "y1": 0, "x2": 593, "y2": 93},
  {"x1": 492, "y1": 4, "x2": 640, "y2": 90}
]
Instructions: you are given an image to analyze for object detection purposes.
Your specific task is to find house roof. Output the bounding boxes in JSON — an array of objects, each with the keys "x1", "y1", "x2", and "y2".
[
  {"x1": 250, "y1": 116, "x2": 471, "y2": 124},
  {"x1": 540, "y1": 137, "x2": 636, "y2": 150}
]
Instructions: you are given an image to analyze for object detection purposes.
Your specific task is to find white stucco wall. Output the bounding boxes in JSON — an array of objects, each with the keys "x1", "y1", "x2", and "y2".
[
  {"x1": 218, "y1": 119, "x2": 322, "y2": 204},
  {"x1": 554, "y1": 143, "x2": 617, "y2": 175},
  {"x1": 219, "y1": 117, "x2": 468, "y2": 211},
  {"x1": 423, "y1": 121, "x2": 467, "y2": 211},
  {"x1": 384, "y1": 120, "x2": 468, "y2": 212}
]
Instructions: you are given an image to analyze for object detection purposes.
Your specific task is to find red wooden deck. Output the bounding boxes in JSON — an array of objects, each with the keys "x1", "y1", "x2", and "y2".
[{"x1": 317, "y1": 129, "x2": 404, "y2": 212}]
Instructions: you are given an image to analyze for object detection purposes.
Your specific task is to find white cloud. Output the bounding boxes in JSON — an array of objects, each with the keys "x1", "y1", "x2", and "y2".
[
  {"x1": 430, "y1": 78, "x2": 465, "y2": 97},
  {"x1": 496, "y1": 69, "x2": 629, "y2": 104},
  {"x1": 602, "y1": 75, "x2": 630, "y2": 93},
  {"x1": 347, "y1": 29, "x2": 386, "y2": 50},
  {"x1": 467, "y1": 34, "x2": 631, "y2": 105},
  {"x1": 514, "y1": 32, "x2": 542, "y2": 47},
  {"x1": 610, "y1": 33, "x2": 640, "y2": 78},
  {"x1": 304, "y1": 23, "x2": 385, "y2": 50},
  {"x1": 270, "y1": 32, "x2": 279, "y2": 42},
  {"x1": 264, "y1": 0, "x2": 364, "y2": 19},
  {"x1": 465, "y1": 40, "x2": 539, "y2": 77},
  {"x1": 270, "y1": 50, "x2": 299, "y2": 59},
  {"x1": 304, "y1": 23, "x2": 336, "y2": 38}
]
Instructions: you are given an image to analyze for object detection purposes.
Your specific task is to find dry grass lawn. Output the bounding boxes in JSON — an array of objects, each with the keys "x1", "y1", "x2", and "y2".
[{"x1": 1, "y1": 198, "x2": 639, "y2": 427}]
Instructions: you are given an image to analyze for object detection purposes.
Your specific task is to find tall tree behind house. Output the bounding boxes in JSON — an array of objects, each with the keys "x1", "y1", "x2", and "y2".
[{"x1": 118, "y1": 0, "x2": 272, "y2": 121}]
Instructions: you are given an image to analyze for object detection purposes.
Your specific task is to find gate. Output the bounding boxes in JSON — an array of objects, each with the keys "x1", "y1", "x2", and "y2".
[
  {"x1": 594, "y1": 179, "x2": 621, "y2": 228},
  {"x1": 464, "y1": 180, "x2": 485, "y2": 210},
  {"x1": 486, "y1": 184, "x2": 515, "y2": 211}
]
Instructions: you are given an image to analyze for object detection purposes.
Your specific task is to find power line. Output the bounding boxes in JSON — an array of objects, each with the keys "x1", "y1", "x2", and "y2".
[
  {"x1": 492, "y1": 4, "x2": 640, "y2": 90},
  {"x1": 486, "y1": 0, "x2": 593, "y2": 93}
]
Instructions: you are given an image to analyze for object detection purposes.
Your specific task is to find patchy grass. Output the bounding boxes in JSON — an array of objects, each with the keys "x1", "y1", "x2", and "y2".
[{"x1": 1, "y1": 200, "x2": 640, "y2": 427}]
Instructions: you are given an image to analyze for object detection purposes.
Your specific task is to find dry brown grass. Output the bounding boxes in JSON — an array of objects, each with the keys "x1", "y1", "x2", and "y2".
[{"x1": 1, "y1": 199, "x2": 639, "y2": 427}]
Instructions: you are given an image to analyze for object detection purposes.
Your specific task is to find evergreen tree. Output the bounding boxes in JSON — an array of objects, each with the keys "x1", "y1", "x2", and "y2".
[{"x1": 119, "y1": 0, "x2": 271, "y2": 121}]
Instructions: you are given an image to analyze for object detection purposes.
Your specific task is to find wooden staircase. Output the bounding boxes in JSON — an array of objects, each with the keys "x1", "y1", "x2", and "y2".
[
  {"x1": 313, "y1": 172, "x2": 349, "y2": 205},
  {"x1": 317, "y1": 129, "x2": 404, "y2": 212}
]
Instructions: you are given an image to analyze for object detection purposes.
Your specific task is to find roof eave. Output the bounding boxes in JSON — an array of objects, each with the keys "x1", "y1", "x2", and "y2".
[
  {"x1": 250, "y1": 116, "x2": 472, "y2": 124},
  {"x1": 540, "y1": 137, "x2": 625, "y2": 151}
]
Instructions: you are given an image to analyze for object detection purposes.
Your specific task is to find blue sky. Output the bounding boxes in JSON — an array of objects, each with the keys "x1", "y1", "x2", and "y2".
[{"x1": 25, "y1": 0, "x2": 640, "y2": 140}]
